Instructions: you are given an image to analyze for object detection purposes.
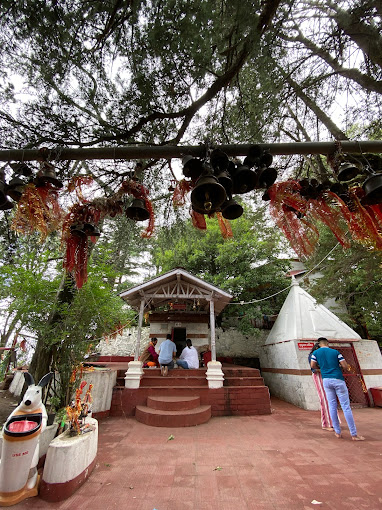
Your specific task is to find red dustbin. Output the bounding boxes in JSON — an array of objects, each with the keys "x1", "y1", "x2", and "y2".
[{"x1": 370, "y1": 387, "x2": 382, "y2": 407}]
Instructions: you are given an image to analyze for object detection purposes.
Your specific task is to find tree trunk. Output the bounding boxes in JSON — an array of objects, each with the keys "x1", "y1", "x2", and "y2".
[
  {"x1": 284, "y1": 74, "x2": 349, "y2": 140},
  {"x1": 29, "y1": 273, "x2": 76, "y2": 384}
]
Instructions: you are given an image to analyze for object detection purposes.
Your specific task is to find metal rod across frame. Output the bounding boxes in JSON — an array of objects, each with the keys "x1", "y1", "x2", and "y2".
[{"x1": 0, "y1": 141, "x2": 381, "y2": 162}]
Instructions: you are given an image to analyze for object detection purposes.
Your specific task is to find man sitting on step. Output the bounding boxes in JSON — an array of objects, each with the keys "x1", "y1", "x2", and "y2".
[{"x1": 158, "y1": 334, "x2": 177, "y2": 376}]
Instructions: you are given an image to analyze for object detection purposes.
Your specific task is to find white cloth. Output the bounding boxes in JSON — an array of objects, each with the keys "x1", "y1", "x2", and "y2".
[{"x1": 179, "y1": 346, "x2": 199, "y2": 369}]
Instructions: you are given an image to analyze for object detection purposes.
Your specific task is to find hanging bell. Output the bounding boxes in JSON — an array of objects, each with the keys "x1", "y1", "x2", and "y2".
[
  {"x1": 243, "y1": 145, "x2": 263, "y2": 168},
  {"x1": 191, "y1": 174, "x2": 226, "y2": 214},
  {"x1": 259, "y1": 152, "x2": 273, "y2": 168},
  {"x1": 337, "y1": 162, "x2": 360, "y2": 182},
  {"x1": 361, "y1": 173, "x2": 382, "y2": 205},
  {"x1": 83, "y1": 223, "x2": 101, "y2": 237},
  {"x1": 9, "y1": 162, "x2": 33, "y2": 177},
  {"x1": 256, "y1": 167, "x2": 278, "y2": 189},
  {"x1": 70, "y1": 223, "x2": 87, "y2": 237},
  {"x1": 215, "y1": 170, "x2": 233, "y2": 194},
  {"x1": 231, "y1": 164, "x2": 257, "y2": 194},
  {"x1": 0, "y1": 179, "x2": 8, "y2": 206},
  {"x1": 125, "y1": 198, "x2": 150, "y2": 221},
  {"x1": 35, "y1": 162, "x2": 63, "y2": 188},
  {"x1": 221, "y1": 197, "x2": 243, "y2": 220},
  {"x1": 0, "y1": 179, "x2": 14, "y2": 210},
  {"x1": 182, "y1": 156, "x2": 204, "y2": 180},
  {"x1": 210, "y1": 149, "x2": 229, "y2": 173},
  {"x1": 6, "y1": 177, "x2": 26, "y2": 202}
]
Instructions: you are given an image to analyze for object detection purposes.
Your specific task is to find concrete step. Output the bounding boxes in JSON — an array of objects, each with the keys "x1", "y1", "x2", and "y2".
[
  {"x1": 147, "y1": 395, "x2": 200, "y2": 411},
  {"x1": 135, "y1": 404, "x2": 211, "y2": 427},
  {"x1": 224, "y1": 377, "x2": 265, "y2": 386}
]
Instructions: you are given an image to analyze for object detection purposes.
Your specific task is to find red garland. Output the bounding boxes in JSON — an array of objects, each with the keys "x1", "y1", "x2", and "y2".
[
  {"x1": 190, "y1": 209, "x2": 207, "y2": 230},
  {"x1": 268, "y1": 181, "x2": 319, "y2": 257},
  {"x1": 63, "y1": 233, "x2": 89, "y2": 289},
  {"x1": 329, "y1": 189, "x2": 382, "y2": 250},
  {"x1": 216, "y1": 212, "x2": 233, "y2": 239},
  {"x1": 172, "y1": 179, "x2": 193, "y2": 207},
  {"x1": 308, "y1": 197, "x2": 351, "y2": 249}
]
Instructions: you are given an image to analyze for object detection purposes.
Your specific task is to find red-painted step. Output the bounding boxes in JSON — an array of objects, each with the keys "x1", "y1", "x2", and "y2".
[
  {"x1": 147, "y1": 395, "x2": 201, "y2": 411},
  {"x1": 135, "y1": 404, "x2": 211, "y2": 427}
]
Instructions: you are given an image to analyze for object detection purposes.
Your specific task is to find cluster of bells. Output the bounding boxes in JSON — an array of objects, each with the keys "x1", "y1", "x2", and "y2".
[
  {"x1": 182, "y1": 145, "x2": 278, "y2": 219},
  {"x1": 335, "y1": 161, "x2": 382, "y2": 206},
  {"x1": 0, "y1": 162, "x2": 63, "y2": 211}
]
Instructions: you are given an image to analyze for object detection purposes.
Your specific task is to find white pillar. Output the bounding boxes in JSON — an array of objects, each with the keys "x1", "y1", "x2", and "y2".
[
  {"x1": 209, "y1": 298, "x2": 216, "y2": 362},
  {"x1": 134, "y1": 298, "x2": 145, "y2": 361},
  {"x1": 206, "y1": 297, "x2": 224, "y2": 388},
  {"x1": 125, "y1": 298, "x2": 145, "y2": 389}
]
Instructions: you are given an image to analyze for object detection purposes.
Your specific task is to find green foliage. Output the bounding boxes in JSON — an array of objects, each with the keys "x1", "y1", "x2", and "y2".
[
  {"x1": 304, "y1": 227, "x2": 382, "y2": 343},
  {"x1": 153, "y1": 205, "x2": 290, "y2": 333}
]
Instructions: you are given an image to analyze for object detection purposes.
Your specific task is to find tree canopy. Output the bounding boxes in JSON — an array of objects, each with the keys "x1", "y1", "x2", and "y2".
[{"x1": 1, "y1": 0, "x2": 382, "y2": 389}]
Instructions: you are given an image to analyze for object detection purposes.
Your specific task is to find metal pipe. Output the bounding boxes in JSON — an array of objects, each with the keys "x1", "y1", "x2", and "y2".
[{"x1": 0, "y1": 141, "x2": 381, "y2": 162}]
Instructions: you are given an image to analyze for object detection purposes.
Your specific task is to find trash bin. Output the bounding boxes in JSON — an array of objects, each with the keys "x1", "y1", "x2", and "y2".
[
  {"x1": 0, "y1": 412, "x2": 42, "y2": 506},
  {"x1": 370, "y1": 387, "x2": 382, "y2": 407}
]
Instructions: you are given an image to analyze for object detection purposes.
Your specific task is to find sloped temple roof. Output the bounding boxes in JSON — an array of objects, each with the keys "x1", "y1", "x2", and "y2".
[
  {"x1": 119, "y1": 268, "x2": 233, "y2": 315},
  {"x1": 265, "y1": 277, "x2": 361, "y2": 344}
]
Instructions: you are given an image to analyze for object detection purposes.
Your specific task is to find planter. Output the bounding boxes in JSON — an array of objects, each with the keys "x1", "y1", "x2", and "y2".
[
  {"x1": 39, "y1": 417, "x2": 98, "y2": 502},
  {"x1": 370, "y1": 387, "x2": 382, "y2": 407}
]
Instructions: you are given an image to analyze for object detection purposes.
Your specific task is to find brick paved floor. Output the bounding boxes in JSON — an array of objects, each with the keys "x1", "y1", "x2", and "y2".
[{"x1": 13, "y1": 398, "x2": 382, "y2": 510}]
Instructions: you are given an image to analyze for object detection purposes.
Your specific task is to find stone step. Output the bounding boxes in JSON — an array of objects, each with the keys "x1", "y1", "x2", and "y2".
[
  {"x1": 140, "y1": 376, "x2": 208, "y2": 387},
  {"x1": 135, "y1": 404, "x2": 211, "y2": 427},
  {"x1": 147, "y1": 395, "x2": 201, "y2": 411},
  {"x1": 223, "y1": 368, "x2": 261, "y2": 377},
  {"x1": 223, "y1": 377, "x2": 264, "y2": 386}
]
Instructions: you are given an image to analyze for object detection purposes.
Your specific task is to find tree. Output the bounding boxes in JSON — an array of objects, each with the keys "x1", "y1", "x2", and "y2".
[
  {"x1": 304, "y1": 227, "x2": 382, "y2": 343},
  {"x1": 152, "y1": 205, "x2": 291, "y2": 333}
]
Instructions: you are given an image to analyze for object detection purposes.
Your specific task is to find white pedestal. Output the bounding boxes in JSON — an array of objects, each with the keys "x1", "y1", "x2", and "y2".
[
  {"x1": 124, "y1": 361, "x2": 144, "y2": 389},
  {"x1": 206, "y1": 361, "x2": 224, "y2": 389}
]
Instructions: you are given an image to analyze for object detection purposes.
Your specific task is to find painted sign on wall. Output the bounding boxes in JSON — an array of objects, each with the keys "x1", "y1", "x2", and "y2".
[{"x1": 298, "y1": 342, "x2": 315, "y2": 350}]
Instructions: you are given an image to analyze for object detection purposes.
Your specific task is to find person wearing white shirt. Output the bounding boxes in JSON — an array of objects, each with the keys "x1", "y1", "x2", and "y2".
[{"x1": 177, "y1": 339, "x2": 199, "y2": 369}]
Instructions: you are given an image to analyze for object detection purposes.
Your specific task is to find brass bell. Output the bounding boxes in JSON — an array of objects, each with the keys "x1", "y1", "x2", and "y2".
[
  {"x1": 83, "y1": 223, "x2": 101, "y2": 237},
  {"x1": 215, "y1": 170, "x2": 233, "y2": 195},
  {"x1": 6, "y1": 177, "x2": 26, "y2": 202},
  {"x1": 0, "y1": 179, "x2": 14, "y2": 210},
  {"x1": 243, "y1": 145, "x2": 263, "y2": 168},
  {"x1": 182, "y1": 156, "x2": 203, "y2": 180},
  {"x1": 125, "y1": 198, "x2": 150, "y2": 221},
  {"x1": 259, "y1": 152, "x2": 273, "y2": 168},
  {"x1": 35, "y1": 162, "x2": 63, "y2": 188},
  {"x1": 210, "y1": 149, "x2": 229, "y2": 172},
  {"x1": 70, "y1": 223, "x2": 87, "y2": 237},
  {"x1": 191, "y1": 174, "x2": 226, "y2": 214},
  {"x1": 221, "y1": 198, "x2": 243, "y2": 220},
  {"x1": 256, "y1": 167, "x2": 278, "y2": 188},
  {"x1": 230, "y1": 164, "x2": 257, "y2": 194},
  {"x1": 0, "y1": 178, "x2": 8, "y2": 206},
  {"x1": 337, "y1": 162, "x2": 360, "y2": 182},
  {"x1": 9, "y1": 162, "x2": 33, "y2": 177},
  {"x1": 361, "y1": 173, "x2": 382, "y2": 205}
]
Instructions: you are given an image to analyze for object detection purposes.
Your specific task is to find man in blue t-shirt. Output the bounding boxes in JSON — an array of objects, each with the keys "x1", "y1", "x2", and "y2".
[
  {"x1": 310, "y1": 337, "x2": 364, "y2": 441},
  {"x1": 158, "y1": 334, "x2": 176, "y2": 376}
]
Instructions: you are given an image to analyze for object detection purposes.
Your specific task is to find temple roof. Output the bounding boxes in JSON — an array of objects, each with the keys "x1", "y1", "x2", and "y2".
[
  {"x1": 265, "y1": 277, "x2": 361, "y2": 344},
  {"x1": 119, "y1": 268, "x2": 232, "y2": 314}
]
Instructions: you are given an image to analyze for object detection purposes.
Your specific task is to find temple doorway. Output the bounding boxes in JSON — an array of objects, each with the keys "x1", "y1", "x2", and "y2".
[{"x1": 172, "y1": 327, "x2": 187, "y2": 357}]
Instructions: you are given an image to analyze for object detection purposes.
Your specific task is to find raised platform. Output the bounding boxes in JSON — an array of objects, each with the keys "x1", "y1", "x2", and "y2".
[{"x1": 110, "y1": 365, "x2": 272, "y2": 420}]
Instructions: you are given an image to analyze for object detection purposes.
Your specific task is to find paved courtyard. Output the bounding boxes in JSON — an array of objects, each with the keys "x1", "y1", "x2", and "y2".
[{"x1": 13, "y1": 398, "x2": 382, "y2": 510}]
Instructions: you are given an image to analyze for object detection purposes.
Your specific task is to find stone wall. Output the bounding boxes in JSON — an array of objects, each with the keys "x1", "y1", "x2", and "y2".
[{"x1": 96, "y1": 326, "x2": 268, "y2": 360}]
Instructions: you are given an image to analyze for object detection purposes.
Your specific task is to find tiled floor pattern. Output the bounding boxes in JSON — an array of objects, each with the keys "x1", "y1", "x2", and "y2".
[{"x1": 12, "y1": 399, "x2": 382, "y2": 509}]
